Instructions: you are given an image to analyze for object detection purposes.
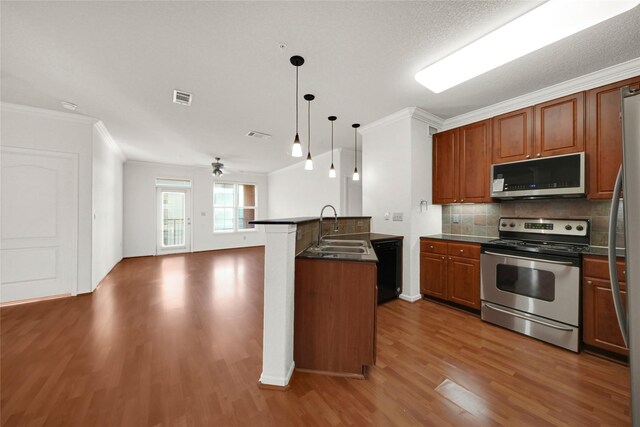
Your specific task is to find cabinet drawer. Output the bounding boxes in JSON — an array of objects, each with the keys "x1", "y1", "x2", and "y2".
[
  {"x1": 447, "y1": 243, "x2": 480, "y2": 259},
  {"x1": 583, "y1": 256, "x2": 626, "y2": 282},
  {"x1": 421, "y1": 239, "x2": 448, "y2": 255}
]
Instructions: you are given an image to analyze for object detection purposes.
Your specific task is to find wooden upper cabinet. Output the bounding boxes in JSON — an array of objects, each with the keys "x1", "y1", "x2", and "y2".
[
  {"x1": 534, "y1": 92, "x2": 585, "y2": 158},
  {"x1": 587, "y1": 76, "x2": 640, "y2": 199},
  {"x1": 459, "y1": 119, "x2": 491, "y2": 203},
  {"x1": 492, "y1": 107, "x2": 533, "y2": 164},
  {"x1": 432, "y1": 129, "x2": 458, "y2": 204}
]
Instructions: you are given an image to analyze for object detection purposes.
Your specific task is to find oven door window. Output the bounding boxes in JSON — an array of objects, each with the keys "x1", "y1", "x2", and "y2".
[{"x1": 496, "y1": 264, "x2": 555, "y2": 301}]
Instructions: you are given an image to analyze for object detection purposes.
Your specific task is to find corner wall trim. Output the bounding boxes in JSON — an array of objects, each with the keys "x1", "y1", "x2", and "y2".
[
  {"x1": 1, "y1": 102, "x2": 99, "y2": 124},
  {"x1": 94, "y1": 121, "x2": 126, "y2": 161},
  {"x1": 399, "y1": 294, "x2": 422, "y2": 303},
  {"x1": 360, "y1": 107, "x2": 444, "y2": 135}
]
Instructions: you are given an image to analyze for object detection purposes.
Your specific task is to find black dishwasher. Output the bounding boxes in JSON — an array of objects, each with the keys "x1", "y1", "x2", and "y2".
[{"x1": 371, "y1": 239, "x2": 402, "y2": 304}]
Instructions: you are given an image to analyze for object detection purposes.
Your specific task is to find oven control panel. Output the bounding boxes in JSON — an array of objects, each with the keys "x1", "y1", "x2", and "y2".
[{"x1": 499, "y1": 218, "x2": 589, "y2": 237}]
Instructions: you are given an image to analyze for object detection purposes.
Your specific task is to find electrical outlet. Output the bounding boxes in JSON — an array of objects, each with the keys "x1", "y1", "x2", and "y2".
[
  {"x1": 452, "y1": 214, "x2": 460, "y2": 223},
  {"x1": 384, "y1": 212, "x2": 390, "y2": 221},
  {"x1": 392, "y1": 212, "x2": 403, "y2": 222}
]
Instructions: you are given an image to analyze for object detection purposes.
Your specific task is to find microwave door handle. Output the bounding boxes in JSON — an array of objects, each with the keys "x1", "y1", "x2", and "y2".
[
  {"x1": 483, "y1": 251, "x2": 574, "y2": 265},
  {"x1": 608, "y1": 166, "x2": 628, "y2": 346}
]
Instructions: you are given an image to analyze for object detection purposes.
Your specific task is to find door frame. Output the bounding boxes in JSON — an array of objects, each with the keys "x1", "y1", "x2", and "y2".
[
  {"x1": 156, "y1": 186, "x2": 192, "y2": 255},
  {"x1": 1, "y1": 145, "x2": 79, "y2": 298}
]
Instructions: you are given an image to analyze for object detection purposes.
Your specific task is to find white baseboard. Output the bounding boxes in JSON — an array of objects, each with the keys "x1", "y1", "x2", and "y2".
[
  {"x1": 399, "y1": 294, "x2": 422, "y2": 303},
  {"x1": 259, "y1": 361, "x2": 295, "y2": 387}
]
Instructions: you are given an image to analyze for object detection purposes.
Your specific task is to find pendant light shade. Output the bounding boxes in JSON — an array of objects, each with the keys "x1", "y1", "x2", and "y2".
[
  {"x1": 304, "y1": 94, "x2": 315, "y2": 170},
  {"x1": 328, "y1": 116, "x2": 337, "y2": 178},
  {"x1": 290, "y1": 56, "x2": 304, "y2": 157},
  {"x1": 352, "y1": 123, "x2": 360, "y2": 181}
]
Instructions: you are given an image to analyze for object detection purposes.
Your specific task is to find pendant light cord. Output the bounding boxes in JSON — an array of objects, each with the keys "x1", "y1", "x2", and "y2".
[
  {"x1": 331, "y1": 121, "x2": 334, "y2": 163},
  {"x1": 354, "y1": 128, "x2": 357, "y2": 165},
  {"x1": 307, "y1": 100, "x2": 311, "y2": 153},
  {"x1": 295, "y1": 67, "x2": 299, "y2": 134}
]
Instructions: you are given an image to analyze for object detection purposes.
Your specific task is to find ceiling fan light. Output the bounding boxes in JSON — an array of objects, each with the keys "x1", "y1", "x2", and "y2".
[
  {"x1": 292, "y1": 133, "x2": 303, "y2": 157},
  {"x1": 329, "y1": 164, "x2": 336, "y2": 178},
  {"x1": 305, "y1": 152, "x2": 314, "y2": 170}
]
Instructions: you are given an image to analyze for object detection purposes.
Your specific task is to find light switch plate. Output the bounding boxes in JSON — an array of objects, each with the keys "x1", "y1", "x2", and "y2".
[
  {"x1": 392, "y1": 212, "x2": 403, "y2": 222},
  {"x1": 452, "y1": 214, "x2": 460, "y2": 223},
  {"x1": 384, "y1": 212, "x2": 390, "y2": 221}
]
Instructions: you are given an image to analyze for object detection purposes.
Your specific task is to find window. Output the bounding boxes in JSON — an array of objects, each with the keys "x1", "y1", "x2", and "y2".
[{"x1": 213, "y1": 183, "x2": 257, "y2": 232}]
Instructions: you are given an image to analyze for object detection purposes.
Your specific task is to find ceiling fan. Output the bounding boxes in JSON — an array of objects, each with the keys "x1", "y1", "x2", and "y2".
[{"x1": 211, "y1": 157, "x2": 224, "y2": 177}]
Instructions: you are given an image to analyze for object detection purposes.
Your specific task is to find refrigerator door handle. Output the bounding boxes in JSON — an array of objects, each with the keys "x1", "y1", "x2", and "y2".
[{"x1": 608, "y1": 166, "x2": 628, "y2": 346}]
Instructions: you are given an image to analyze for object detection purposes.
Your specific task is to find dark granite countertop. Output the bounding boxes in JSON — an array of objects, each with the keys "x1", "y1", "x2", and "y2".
[
  {"x1": 422, "y1": 234, "x2": 626, "y2": 258},
  {"x1": 421, "y1": 234, "x2": 496, "y2": 244},
  {"x1": 250, "y1": 216, "x2": 372, "y2": 225},
  {"x1": 582, "y1": 246, "x2": 626, "y2": 258}
]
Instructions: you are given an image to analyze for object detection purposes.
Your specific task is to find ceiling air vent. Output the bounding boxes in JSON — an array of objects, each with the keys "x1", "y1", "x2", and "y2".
[
  {"x1": 246, "y1": 130, "x2": 271, "y2": 139},
  {"x1": 173, "y1": 90, "x2": 192, "y2": 106}
]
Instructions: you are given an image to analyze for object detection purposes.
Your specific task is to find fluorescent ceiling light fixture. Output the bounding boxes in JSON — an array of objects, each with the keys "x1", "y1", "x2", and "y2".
[{"x1": 415, "y1": 0, "x2": 640, "y2": 93}]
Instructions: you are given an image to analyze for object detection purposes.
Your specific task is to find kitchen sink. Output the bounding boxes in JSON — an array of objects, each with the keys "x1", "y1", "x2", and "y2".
[
  {"x1": 320, "y1": 239, "x2": 367, "y2": 247},
  {"x1": 319, "y1": 246, "x2": 368, "y2": 254}
]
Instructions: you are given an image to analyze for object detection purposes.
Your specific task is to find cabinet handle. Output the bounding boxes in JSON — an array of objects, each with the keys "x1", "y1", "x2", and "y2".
[
  {"x1": 526, "y1": 154, "x2": 530, "y2": 159},
  {"x1": 441, "y1": 256, "x2": 445, "y2": 260},
  {"x1": 449, "y1": 257, "x2": 452, "y2": 260},
  {"x1": 461, "y1": 199, "x2": 464, "y2": 202},
  {"x1": 453, "y1": 199, "x2": 457, "y2": 203},
  {"x1": 430, "y1": 245, "x2": 434, "y2": 249},
  {"x1": 459, "y1": 249, "x2": 464, "y2": 252},
  {"x1": 536, "y1": 153, "x2": 541, "y2": 157},
  {"x1": 587, "y1": 280, "x2": 592, "y2": 284}
]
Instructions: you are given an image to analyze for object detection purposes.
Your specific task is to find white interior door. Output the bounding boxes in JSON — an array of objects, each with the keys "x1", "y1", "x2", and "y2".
[
  {"x1": 1, "y1": 147, "x2": 79, "y2": 303},
  {"x1": 156, "y1": 187, "x2": 191, "y2": 255}
]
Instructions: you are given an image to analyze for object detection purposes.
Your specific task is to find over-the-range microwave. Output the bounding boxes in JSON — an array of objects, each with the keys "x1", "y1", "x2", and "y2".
[{"x1": 490, "y1": 152, "x2": 585, "y2": 200}]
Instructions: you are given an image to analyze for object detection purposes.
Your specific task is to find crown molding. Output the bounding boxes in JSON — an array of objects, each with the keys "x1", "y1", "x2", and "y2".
[
  {"x1": 442, "y1": 57, "x2": 640, "y2": 130},
  {"x1": 360, "y1": 107, "x2": 445, "y2": 135},
  {"x1": 1, "y1": 102, "x2": 98, "y2": 124},
  {"x1": 94, "y1": 121, "x2": 126, "y2": 161}
]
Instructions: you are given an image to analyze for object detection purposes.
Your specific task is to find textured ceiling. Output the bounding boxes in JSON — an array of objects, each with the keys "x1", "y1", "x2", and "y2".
[{"x1": 2, "y1": 1, "x2": 640, "y2": 173}]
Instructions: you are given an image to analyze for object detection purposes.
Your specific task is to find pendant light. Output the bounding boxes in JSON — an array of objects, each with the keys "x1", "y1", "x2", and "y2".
[
  {"x1": 290, "y1": 56, "x2": 304, "y2": 157},
  {"x1": 352, "y1": 123, "x2": 360, "y2": 181},
  {"x1": 304, "y1": 94, "x2": 315, "y2": 170},
  {"x1": 328, "y1": 116, "x2": 337, "y2": 178}
]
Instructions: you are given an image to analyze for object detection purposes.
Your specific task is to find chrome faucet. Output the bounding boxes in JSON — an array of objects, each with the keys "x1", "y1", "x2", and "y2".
[{"x1": 319, "y1": 204, "x2": 339, "y2": 245}]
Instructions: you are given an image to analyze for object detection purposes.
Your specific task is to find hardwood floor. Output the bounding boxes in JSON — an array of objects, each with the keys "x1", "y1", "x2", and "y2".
[{"x1": 1, "y1": 248, "x2": 630, "y2": 426}]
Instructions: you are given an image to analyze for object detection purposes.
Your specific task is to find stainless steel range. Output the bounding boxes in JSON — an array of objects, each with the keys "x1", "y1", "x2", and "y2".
[{"x1": 480, "y1": 217, "x2": 590, "y2": 352}]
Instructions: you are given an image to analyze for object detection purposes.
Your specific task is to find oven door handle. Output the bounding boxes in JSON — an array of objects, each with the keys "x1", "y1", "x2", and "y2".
[
  {"x1": 483, "y1": 251, "x2": 574, "y2": 266},
  {"x1": 484, "y1": 303, "x2": 574, "y2": 331}
]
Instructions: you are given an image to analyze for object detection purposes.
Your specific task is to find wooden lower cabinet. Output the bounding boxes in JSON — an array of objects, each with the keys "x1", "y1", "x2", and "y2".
[
  {"x1": 582, "y1": 255, "x2": 628, "y2": 356},
  {"x1": 420, "y1": 239, "x2": 480, "y2": 310},
  {"x1": 420, "y1": 253, "x2": 447, "y2": 298},
  {"x1": 294, "y1": 258, "x2": 377, "y2": 378},
  {"x1": 447, "y1": 256, "x2": 481, "y2": 309}
]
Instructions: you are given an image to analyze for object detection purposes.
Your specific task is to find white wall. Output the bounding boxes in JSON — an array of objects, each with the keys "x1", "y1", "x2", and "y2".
[
  {"x1": 267, "y1": 149, "x2": 361, "y2": 218},
  {"x1": 123, "y1": 161, "x2": 267, "y2": 257},
  {"x1": 1, "y1": 103, "x2": 124, "y2": 294},
  {"x1": 92, "y1": 125, "x2": 124, "y2": 289},
  {"x1": 1, "y1": 104, "x2": 95, "y2": 293},
  {"x1": 362, "y1": 108, "x2": 441, "y2": 300}
]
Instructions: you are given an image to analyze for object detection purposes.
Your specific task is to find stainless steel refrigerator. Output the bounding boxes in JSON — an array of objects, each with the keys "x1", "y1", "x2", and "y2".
[{"x1": 609, "y1": 86, "x2": 640, "y2": 426}]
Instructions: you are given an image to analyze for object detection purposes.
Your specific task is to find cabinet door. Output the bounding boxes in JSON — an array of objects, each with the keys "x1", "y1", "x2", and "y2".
[
  {"x1": 587, "y1": 76, "x2": 640, "y2": 199},
  {"x1": 534, "y1": 92, "x2": 585, "y2": 158},
  {"x1": 447, "y1": 256, "x2": 480, "y2": 309},
  {"x1": 492, "y1": 107, "x2": 533, "y2": 164},
  {"x1": 432, "y1": 129, "x2": 458, "y2": 204},
  {"x1": 459, "y1": 120, "x2": 491, "y2": 203},
  {"x1": 583, "y1": 278, "x2": 628, "y2": 356},
  {"x1": 420, "y1": 253, "x2": 447, "y2": 298}
]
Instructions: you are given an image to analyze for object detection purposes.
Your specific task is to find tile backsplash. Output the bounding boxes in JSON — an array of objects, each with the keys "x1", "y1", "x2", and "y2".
[
  {"x1": 295, "y1": 218, "x2": 371, "y2": 254},
  {"x1": 441, "y1": 199, "x2": 625, "y2": 248}
]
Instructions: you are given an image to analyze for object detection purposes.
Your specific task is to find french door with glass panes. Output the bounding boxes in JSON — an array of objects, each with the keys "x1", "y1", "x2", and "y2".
[{"x1": 157, "y1": 187, "x2": 191, "y2": 255}]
